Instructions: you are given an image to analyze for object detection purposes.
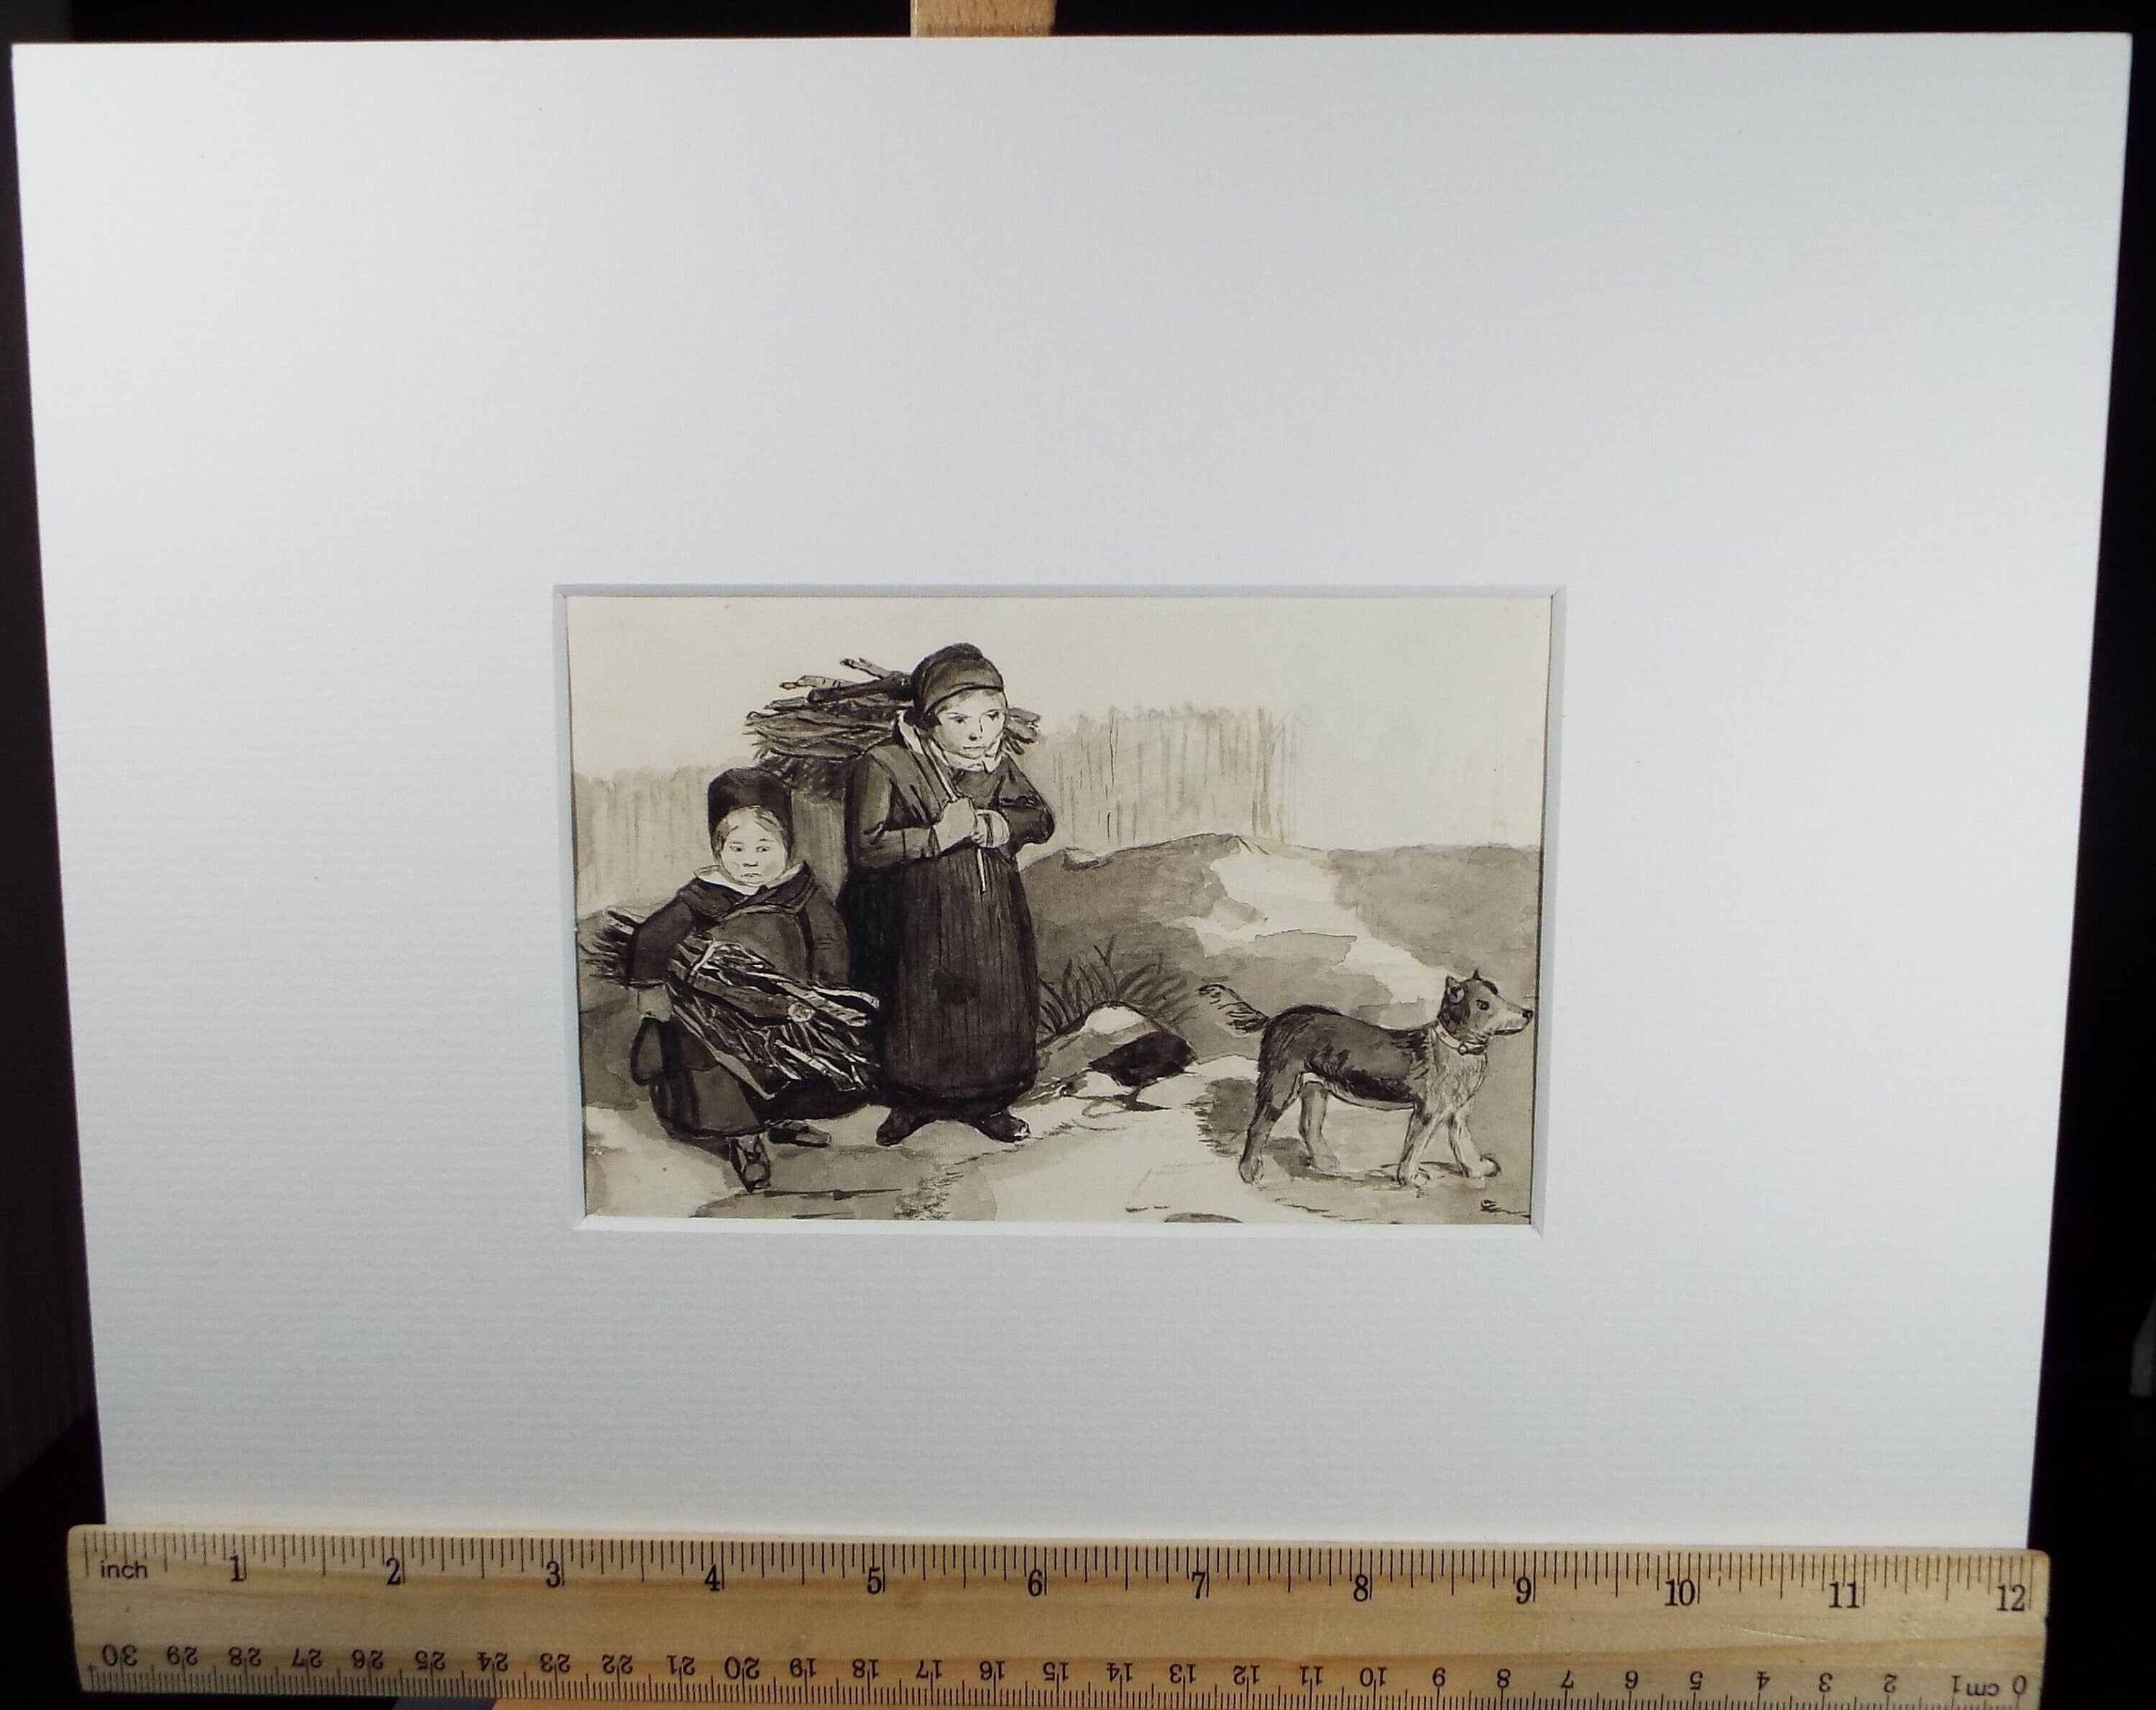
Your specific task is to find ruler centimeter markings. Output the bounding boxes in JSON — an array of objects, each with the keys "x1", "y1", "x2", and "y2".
[{"x1": 68, "y1": 1530, "x2": 2047, "y2": 1707}]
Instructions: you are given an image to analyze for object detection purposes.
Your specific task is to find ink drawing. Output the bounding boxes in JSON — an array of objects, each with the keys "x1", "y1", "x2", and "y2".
[{"x1": 569, "y1": 594, "x2": 1550, "y2": 1225}]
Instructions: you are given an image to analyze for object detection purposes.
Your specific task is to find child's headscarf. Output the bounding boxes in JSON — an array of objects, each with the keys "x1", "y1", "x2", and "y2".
[
  {"x1": 908, "y1": 643, "x2": 1005, "y2": 723},
  {"x1": 706, "y1": 766, "x2": 794, "y2": 847}
]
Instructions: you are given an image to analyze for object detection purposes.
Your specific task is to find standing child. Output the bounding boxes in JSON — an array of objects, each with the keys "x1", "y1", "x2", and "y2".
[
  {"x1": 625, "y1": 769, "x2": 871, "y2": 1192},
  {"x1": 841, "y1": 644, "x2": 1056, "y2": 1146}
]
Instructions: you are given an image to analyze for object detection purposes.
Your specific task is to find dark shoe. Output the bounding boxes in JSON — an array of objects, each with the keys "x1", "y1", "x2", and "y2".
[
  {"x1": 768, "y1": 1122, "x2": 832, "y2": 1149},
  {"x1": 730, "y1": 1133, "x2": 772, "y2": 1193},
  {"x1": 876, "y1": 1107, "x2": 932, "y2": 1148},
  {"x1": 972, "y1": 1109, "x2": 1030, "y2": 1145}
]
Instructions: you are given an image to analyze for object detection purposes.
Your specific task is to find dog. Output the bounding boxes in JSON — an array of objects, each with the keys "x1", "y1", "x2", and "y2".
[{"x1": 1200, "y1": 974, "x2": 1534, "y2": 1189}]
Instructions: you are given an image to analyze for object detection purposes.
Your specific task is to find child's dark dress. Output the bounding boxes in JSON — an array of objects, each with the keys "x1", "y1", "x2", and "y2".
[
  {"x1": 840, "y1": 738, "x2": 1055, "y2": 1112},
  {"x1": 625, "y1": 865, "x2": 856, "y2": 1139}
]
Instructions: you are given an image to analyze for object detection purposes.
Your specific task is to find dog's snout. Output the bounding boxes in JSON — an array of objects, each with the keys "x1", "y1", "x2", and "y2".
[{"x1": 1520, "y1": 1007, "x2": 1535, "y2": 1023}]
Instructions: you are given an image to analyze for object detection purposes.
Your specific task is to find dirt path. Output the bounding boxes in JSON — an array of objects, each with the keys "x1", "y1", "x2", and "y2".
[{"x1": 585, "y1": 1058, "x2": 1529, "y2": 1226}]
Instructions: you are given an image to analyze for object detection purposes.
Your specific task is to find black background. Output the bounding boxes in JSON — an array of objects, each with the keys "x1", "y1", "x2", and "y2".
[{"x1": 1, "y1": 3, "x2": 2149, "y2": 1705}]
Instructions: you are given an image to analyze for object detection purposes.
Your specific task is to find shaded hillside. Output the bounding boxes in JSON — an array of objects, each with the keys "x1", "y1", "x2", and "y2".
[
  {"x1": 1021, "y1": 835, "x2": 1543, "y2": 1187},
  {"x1": 581, "y1": 833, "x2": 1542, "y2": 1112},
  {"x1": 1024, "y1": 834, "x2": 1542, "y2": 1051}
]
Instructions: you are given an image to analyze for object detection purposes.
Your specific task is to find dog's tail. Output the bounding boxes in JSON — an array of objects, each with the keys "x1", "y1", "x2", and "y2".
[{"x1": 1197, "y1": 981, "x2": 1271, "y2": 1034}]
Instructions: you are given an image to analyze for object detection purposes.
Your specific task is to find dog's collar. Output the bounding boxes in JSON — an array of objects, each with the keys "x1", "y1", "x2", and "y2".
[{"x1": 1433, "y1": 1024, "x2": 1488, "y2": 1057}]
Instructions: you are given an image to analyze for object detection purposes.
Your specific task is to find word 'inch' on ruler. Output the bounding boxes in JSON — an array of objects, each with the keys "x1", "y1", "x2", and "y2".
[{"x1": 69, "y1": 1530, "x2": 2047, "y2": 1709}]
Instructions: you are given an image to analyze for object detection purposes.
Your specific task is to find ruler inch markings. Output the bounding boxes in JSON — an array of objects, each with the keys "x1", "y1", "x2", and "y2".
[{"x1": 68, "y1": 1530, "x2": 2047, "y2": 1708}]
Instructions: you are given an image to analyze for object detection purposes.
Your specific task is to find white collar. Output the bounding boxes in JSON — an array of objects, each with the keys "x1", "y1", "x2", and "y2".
[
  {"x1": 694, "y1": 861, "x2": 803, "y2": 897},
  {"x1": 898, "y1": 715, "x2": 1003, "y2": 774}
]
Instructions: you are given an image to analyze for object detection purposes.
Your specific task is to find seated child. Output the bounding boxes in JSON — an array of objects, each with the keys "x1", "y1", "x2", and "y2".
[{"x1": 624, "y1": 768, "x2": 872, "y2": 1193}]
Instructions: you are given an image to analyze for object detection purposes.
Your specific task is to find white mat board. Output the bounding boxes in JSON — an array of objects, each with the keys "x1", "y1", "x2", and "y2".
[{"x1": 14, "y1": 34, "x2": 2127, "y2": 1542}]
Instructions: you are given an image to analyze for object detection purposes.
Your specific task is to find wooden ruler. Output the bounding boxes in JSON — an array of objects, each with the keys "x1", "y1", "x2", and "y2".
[
  {"x1": 912, "y1": 0, "x2": 1054, "y2": 35},
  {"x1": 69, "y1": 1529, "x2": 2047, "y2": 1708}
]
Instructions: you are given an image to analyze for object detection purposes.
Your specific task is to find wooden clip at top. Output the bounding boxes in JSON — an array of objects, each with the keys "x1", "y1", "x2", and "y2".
[{"x1": 912, "y1": 0, "x2": 1054, "y2": 34}]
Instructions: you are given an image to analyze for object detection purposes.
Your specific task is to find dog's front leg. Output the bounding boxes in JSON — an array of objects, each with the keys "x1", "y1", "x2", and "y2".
[
  {"x1": 1395, "y1": 1107, "x2": 1439, "y2": 1188},
  {"x1": 1445, "y1": 1111, "x2": 1499, "y2": 1179}
]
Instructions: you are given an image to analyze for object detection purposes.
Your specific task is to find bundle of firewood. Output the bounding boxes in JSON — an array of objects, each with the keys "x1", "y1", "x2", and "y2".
[
  {"x1": 745, "y1": 657, "x2": 1038, "y2": 791},
  {"x1": 669, "y1": 940, "x2": 881, "y2": 1094},
  {"x1": 580, "y1": 917, "x2": 881, "y2": 1095},
  {"x1": 580, "y1": 908, "x2": 641, "y2": 986}
]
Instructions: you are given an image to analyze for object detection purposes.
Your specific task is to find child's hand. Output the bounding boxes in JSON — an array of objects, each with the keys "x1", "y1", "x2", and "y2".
[
  {"x1": 933, "y1": 796, "x2": 977, "y2": 850},
  {"x1": 635, "y1": 986, "x2": 674, "y2": 1022},
  {"x1": 975, "y1": 808, "x2": 1010, "y2": 848}
]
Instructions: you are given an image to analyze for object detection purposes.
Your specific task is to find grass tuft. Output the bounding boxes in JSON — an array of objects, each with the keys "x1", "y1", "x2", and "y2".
[{"x1": 1037, "y1": 937, "x2": 1189, "y2": 1040}]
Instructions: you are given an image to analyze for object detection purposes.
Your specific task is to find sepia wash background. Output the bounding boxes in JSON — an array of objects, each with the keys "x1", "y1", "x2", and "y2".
[{"x1": 567, "y1": 594, "x2": 1551, "y2": 1225}]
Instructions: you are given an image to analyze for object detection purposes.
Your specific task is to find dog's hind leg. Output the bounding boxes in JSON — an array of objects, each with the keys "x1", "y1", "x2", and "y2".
[
  {"x1": 1296, "y1": 1081, "x2": 1342, "y2": 1175},
  {"x1": 1445, "y1": 1112, "x2": 1499, "y2": 1180},
  {"x1": 1238, "y1": 1053, "x2": 1300, "y2": 1186}
]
